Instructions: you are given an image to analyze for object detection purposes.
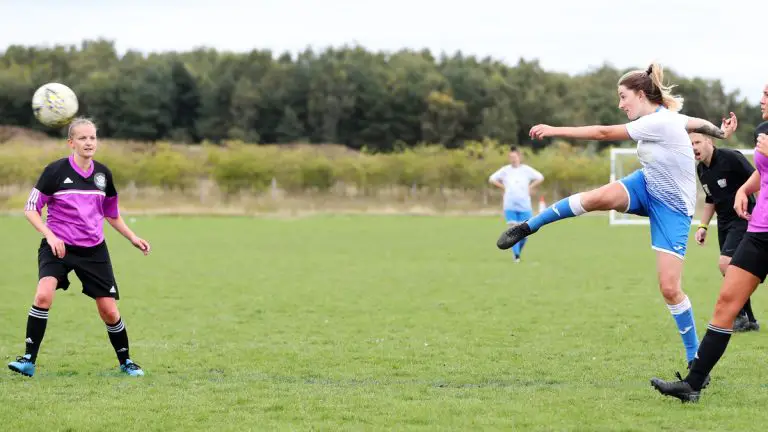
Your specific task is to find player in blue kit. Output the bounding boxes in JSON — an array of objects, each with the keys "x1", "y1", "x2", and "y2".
[
  {"x1": 489, "y1": 146, "x2": 544, "y2": 262},
  {"x1": 496, "y1": 62, "x2": 738, "y2": 373}
]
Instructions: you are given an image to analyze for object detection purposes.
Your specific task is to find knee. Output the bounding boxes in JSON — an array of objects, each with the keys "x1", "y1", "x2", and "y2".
[
  {"x1": 713, "y1": 295, "x2": 741, "y2": 326},
  {"x1": 33, "y1": 292, "x2": 53, "y2": 309},
  {"x1": 580, "y1": 191, "x2": 602, "y2": 211},
  {"x1": 33, "y1": 277, "x2": 57, "y2": 309},
  {"x1": 718, "y1": 257, "x2": 731, "y2": 276},
  {"x1": 97, "y1": 303, "x2": 120, "y2": 324},
  {"x1": 101, "y1": 310, "x2": 121, "y2": 325},
  {"x1": 581, "y1": 184, "x2": 624, "y2": 212},
  {"x1": 659, "y1": 277, "x2": 682, "y2": 303}
]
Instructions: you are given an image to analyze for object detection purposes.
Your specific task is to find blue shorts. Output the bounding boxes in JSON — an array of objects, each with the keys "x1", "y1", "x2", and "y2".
[
  {"x1": 619, "y1": 170, "x2": 692, "y2": 259},
  {"x1": 504, "y1": 209, "x2": 533, "y2": 224}
]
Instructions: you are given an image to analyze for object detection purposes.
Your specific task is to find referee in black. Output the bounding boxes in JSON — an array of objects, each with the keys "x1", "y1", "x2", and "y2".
[{"x1": 691, "y1": 131, "x2": 759, "y2": 332}]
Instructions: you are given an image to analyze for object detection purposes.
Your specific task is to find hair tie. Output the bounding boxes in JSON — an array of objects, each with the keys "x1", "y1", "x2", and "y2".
[{"x1": 646, "y1": 65, "x2": 653, "y2": 76}]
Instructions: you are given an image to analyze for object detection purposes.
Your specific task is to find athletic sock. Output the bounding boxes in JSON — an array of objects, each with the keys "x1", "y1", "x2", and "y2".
[
  {"x1": 25, "y1": 305, "x2": 49, "y2": 363},
  {"x1": 685, "y1": 324, "x2": 732, "y2": 390},
  {"x1": 106, "y1": 318, "x2": 130, "y2": 365},
  {"x1": 667, "y1": 296, "x2": 699, "y2": 363},
  {"x1": 527, "y1": 193, "x2": 586, "y2": 231},
  {"x1": 743, "y1": 298, "x2": 757, "y2": 323}
]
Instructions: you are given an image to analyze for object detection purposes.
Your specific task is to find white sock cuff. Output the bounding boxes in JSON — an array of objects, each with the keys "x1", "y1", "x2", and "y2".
[
  {"x1": 667, "y1": 296, "x2": 692, "y2": 315},
  {"x1": 568, "y1": 193, "x2": 586, "y2": 216},
  {"x1": 106, "y1": 319, "x2": 125, "y2": 333},
  {"x1": 707, "y1": 323, "x2": 733, "y2": 334}
]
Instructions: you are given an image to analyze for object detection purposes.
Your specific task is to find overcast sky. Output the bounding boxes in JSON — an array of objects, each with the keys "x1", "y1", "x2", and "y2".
[{"x1": 2, "y1": 0, "x2": 765, "y2": 103}]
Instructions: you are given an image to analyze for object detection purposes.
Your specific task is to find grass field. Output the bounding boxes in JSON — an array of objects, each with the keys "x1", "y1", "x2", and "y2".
[{"x1": 1, "y1": 214, "x2": 767, "y2": 431}]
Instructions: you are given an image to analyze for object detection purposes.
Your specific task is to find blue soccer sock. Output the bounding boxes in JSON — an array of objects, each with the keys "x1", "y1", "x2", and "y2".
[
  {"x1": 668, "y1": 295, "x2": 699, "y2": 363},
  {"x1": 517, "y1": 238, "x2": 527, "y2": 256},
  {"x1": 527, "y1": 193, "x2": 586, "y2": 232},
  {"x1": 512, "y1": 242, "x2": 522, "y2": 258}
]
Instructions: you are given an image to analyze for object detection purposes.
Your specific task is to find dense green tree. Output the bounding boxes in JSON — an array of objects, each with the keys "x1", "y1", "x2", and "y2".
[{"x1": 0, "y1": 39, "x2": 761, "y2": 150}]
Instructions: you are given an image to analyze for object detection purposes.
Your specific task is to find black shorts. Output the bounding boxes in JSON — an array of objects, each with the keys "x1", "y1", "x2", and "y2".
[
  {"x1": 38, "y1": 239, "x2": 120, "y2": 300},
  {"x1": 730, "y1": 232, "x2": 768, "y2": 283},
  {"x1": 718, "y1": 219, "x2": 748, "y2": 258}
]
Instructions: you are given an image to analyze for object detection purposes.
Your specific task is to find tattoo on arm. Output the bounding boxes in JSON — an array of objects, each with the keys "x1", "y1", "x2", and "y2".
[{"x1": 692, "y1": 123, "x2": 725, "y2": 139}]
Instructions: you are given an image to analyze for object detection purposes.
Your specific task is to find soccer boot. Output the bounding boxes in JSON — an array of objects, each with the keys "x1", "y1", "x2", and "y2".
[
  {"x1": 497, "y1": 222, "x2": 533, "y2": 250},
  {"x1": 747, "y1": 321, "x2": 760, "y2": 331},
  {"x1": 650, "y1": 371, "x2": 701, "y2": 403},
  {"x1": 8, "y1": 355, "x2": 35, "y2": 377},
  {"x1": 120, "y1": 359, "x2": 145, "y2": 377},
  {"x1": 734, "y1": 314, "x2": 751, "y2": 332}
]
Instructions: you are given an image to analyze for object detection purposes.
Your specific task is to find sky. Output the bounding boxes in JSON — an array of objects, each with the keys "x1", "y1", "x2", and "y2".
[{"x1": 2, "y1": 0, "x2": 766, "y2": 103}]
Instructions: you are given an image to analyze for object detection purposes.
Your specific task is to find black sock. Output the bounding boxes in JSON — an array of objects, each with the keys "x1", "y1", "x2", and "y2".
[
  {"x1": 685, "y1": 324, "x2": 733, "y2": 390},
  {"x1": 743, "y1": 298, "x2": 757, "y2": 322},
  {"x1": 25, "y1": 305, "x2": 49, "y2": 363},
  {"x1": 106, "y1": 318, "x2": 130, "y2": 365}
]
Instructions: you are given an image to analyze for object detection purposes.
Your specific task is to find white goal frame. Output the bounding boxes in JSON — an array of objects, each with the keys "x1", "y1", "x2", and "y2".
[{"x1": 609, "y1": 147, "x2": 755, "y2": 226}]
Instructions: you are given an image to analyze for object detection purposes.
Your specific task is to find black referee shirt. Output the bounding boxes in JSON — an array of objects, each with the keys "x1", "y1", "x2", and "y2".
[{"x1": 697, "y1": 147, "x2": 756, "y2": 226}]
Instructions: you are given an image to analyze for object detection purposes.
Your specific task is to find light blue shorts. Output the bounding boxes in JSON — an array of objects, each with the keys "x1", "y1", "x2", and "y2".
[
  {"x1": 619, "y1": 169, "x2": 692, "y2": 259},
  {"x1": 504, "y1": 209, "x2": 533, "y2": 224}
]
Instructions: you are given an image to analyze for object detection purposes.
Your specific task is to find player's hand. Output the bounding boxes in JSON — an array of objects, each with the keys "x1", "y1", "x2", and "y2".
[
  {"x1": 734, "y1": 189, "x2": 751, "y2": 221},
  {"x1": 720, "y1": 112, "x2": 738, "y2": 139},
  {"x1": 130, "y1": 236, "x2": 151, "y2": 256},
  {"x1": 695, "y1": 227, "x2": 707, "y2": 245},
  {"x1": 45, "y1": 233, "x2": 65, "y2": 258},
  {"x1": 757, "y1": 133, "x2": 768, "y2": 157},
  {"x1": 529, "y1": 124, "x2": 555, "y2": 140}
]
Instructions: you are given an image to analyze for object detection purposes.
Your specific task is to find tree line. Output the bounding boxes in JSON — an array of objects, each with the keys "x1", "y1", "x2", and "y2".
[{"x1": 0, "y1": 39, "x2": 762, "y2": 151}]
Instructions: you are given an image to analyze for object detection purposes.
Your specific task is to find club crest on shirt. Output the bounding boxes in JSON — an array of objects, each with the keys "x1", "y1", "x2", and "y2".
[
  {"x1": 94, "y1": 172, "x2": 107, "y2": 191},
  {"x1": 717, "y1": 178, "x2": 727, "y2": 188}
]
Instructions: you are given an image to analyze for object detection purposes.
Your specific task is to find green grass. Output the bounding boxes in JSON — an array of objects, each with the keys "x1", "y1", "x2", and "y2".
[{"x1": 1, "y1": 214, "x2": 767, "y2": 431}]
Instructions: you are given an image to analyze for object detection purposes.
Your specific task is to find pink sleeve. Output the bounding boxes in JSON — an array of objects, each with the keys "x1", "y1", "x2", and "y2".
[
  {"x1": 103, "y1": 195, "x2": 120, "y2": 218},
  {"x1": 25, "y1": 188, "x2": 50, "y2": 214}
]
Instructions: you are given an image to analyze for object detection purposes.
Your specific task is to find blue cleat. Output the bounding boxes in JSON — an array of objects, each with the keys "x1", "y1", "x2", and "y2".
[
  {"x1": 120, "y1": 359, "x2": 144, "y2": 377},
  {"x1": 8, "y1": 355, "x2": 35, "y2": 377}
]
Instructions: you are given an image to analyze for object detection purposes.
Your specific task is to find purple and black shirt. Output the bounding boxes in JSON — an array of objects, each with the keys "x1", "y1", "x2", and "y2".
[{"x1": 25, "y1": 155, "x2": 120, "y2": 248}]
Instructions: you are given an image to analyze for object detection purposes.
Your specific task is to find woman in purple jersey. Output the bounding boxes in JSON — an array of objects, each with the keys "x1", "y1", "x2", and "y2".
[
  {"x1": 651, "y1": 83, "x2": 768, "y2": 403},
  {"x1": 8, "y1": 118, "x2": 151, "y2": 378}
]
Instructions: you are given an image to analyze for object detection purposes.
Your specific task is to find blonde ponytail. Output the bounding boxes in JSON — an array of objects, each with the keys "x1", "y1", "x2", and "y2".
[
  {"x1": 618, "y1": 62, "x2": 684, "y2": 112},
  {"x1": 647, "y1": 62, "x2": 684, "y2": 112}
]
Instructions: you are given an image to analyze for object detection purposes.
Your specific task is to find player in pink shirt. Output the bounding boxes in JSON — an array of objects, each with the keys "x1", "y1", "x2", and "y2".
[
  {"x1": 8, "y1": 118, "x2": 151, "y2": 378},
  {"x1": 652, "y1": 83, "x2": 768, "y2": 403}
]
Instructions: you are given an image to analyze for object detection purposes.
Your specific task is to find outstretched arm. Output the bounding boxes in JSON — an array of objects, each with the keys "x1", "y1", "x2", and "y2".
[
  {"x1": 686, "y1": 112, "x2": 737, "y2": 140},
  {"x1": 529, "y1": 124, "x2": 630, "y2": 141}
]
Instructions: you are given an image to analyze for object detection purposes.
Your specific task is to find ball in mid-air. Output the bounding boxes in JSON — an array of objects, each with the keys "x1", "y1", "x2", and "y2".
[{"x1": 31, "y1": 83, "x2": 79, "y2": 128}]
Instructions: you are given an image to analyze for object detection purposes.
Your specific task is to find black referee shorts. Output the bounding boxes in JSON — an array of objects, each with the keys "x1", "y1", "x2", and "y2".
[
  {"x1": 37, "y1": 239, "x2": 120, "y2": 300},
  {"x1": 730, "y1": 232, "x2": 768, "y2": 283},
  {"x1": 718, "y1": 219, "x2": 748, "y2": 258}
]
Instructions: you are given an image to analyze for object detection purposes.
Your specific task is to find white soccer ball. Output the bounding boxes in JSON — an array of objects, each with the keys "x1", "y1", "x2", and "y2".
[{"x1": 31, "y1": 83, "x2": 79, "y2": 128}]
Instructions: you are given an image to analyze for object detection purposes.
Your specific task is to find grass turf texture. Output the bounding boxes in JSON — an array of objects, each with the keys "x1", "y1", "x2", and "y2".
[{"x1": 0, "y1": 215, "x2": 766, "y2": 430}]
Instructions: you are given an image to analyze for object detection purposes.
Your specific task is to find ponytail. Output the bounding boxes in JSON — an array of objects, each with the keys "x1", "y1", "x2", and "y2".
[
  {"x1": 618, "y1": 62, "x2": 684, "y2": 112},
  {"x1": 646, "y1": 62, "x2": 684, "y2": 112}
]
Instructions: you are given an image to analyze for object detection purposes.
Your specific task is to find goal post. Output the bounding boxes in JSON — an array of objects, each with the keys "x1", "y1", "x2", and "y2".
[{"x1": 608, "y1": 147, "x2": 755, "y2": 226}]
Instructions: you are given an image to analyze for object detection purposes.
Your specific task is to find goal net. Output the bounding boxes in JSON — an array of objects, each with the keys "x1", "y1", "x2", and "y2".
[{"x1": 609, "y1": 147, "x2": 755, "y2": 226}]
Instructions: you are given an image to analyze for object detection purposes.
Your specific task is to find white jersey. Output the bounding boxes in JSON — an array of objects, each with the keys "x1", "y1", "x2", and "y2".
[
  {"x1": 489, "y1": 164, "x2": 544, "y2": 211},
  {"x1": 625, "y1": 108, "x2": 696, "y2": 216}
]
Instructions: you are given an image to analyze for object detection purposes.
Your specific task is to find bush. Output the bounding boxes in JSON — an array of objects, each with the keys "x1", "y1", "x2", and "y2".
[{"x1": 0, "y1": 138, "x2": 614, "y2": 200}]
